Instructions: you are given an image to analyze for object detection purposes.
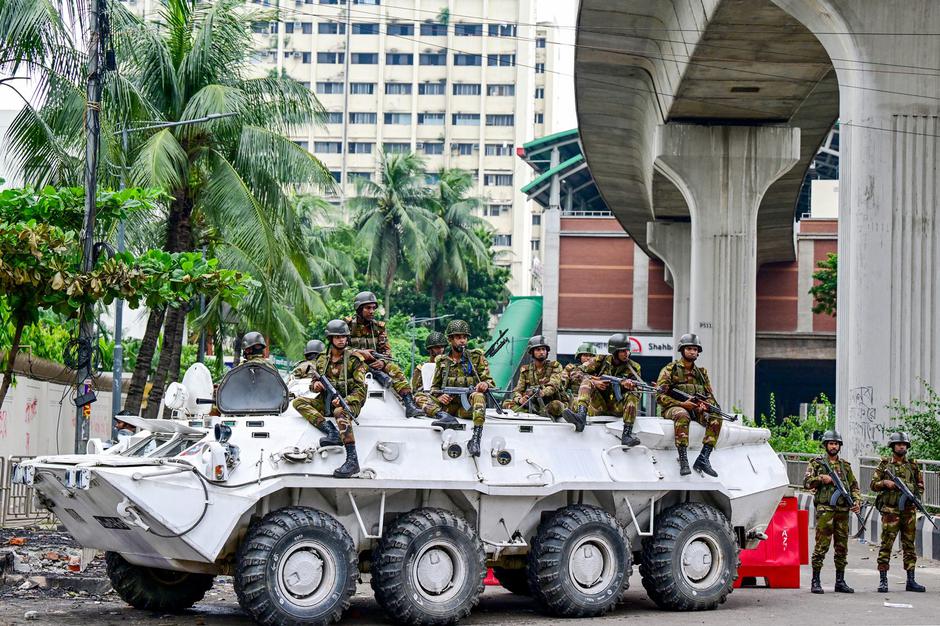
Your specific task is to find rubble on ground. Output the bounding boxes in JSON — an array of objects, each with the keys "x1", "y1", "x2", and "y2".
[{"x1": 0, "y1": 526, "x2": 109, "y2": 599}]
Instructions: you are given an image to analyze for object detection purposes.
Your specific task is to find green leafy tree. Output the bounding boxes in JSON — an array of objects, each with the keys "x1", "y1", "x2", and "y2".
[
  {"x1": 748, "y1": 393, "x2": 835, "y2": 453},
  {"x1": 889, "y1": 380, "x2": 940, "y2": 460},
  {"x1": 810, "y1": 252, "x2": 837, "y2": 316}
]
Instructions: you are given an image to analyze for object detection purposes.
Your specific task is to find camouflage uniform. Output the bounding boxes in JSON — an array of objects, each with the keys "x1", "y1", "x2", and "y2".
[
  {"x1": 345, "y1": 316, "x2": 412, "y2": 397},
  {"x1": 425, "y1": 349, "x2": 495, "y2": 426},
  {"x1": 655, "y1": 360, "x2": 722, "y2": 447},
  {"x1": 562, "y1": 362, "x2": 588, "y2": 406},
  {"x1": 804, "y1": 456, "x2": 861, "y2": 570},
  {"x1": 569, "y1": 355, "x2": 641, "y2": 426},
  {"x1": 505, "y1": 360, "x2": 565, "y2": 418},
  {"x1": 239, "y1": 353, "x2": 277, "y2": 371},
  {"x1": 411, "y1": 360, "x2": 436, "y2": 412},
  {"x1": 292, "y1": 351, "x2": 367, "y2": 445},
  {"x1": 291, "y1": 359, "x2": 317, "y2": 378},
  {"x1": 871, "y1": 457, "x2": 923, "y2": 572}
]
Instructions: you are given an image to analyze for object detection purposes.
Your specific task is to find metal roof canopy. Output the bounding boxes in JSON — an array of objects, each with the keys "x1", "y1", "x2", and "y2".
[{"x1": 518, "y1": 130, "x2": 609, "y2": 214}]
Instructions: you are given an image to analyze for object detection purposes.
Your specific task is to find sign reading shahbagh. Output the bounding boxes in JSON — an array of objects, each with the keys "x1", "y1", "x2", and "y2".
[{"x1": 557, "y1": 334, "x2": 674, "y2": 357}]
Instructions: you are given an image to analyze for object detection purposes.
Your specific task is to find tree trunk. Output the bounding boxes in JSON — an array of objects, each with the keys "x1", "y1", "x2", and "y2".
[
  {"x1": 0, "y1": 315, "x2": 26, "y2": 407},
  {"x1": 167, "y1": 306, "x2": 187, "y2": 383},
  {"x1": 122, "y1": 306, "x2": 165, "y2": 416},
  {"x1": 145, "y1": 307, "x2": 183, "y2": 419},
  {"x1": 232, "y1": 330, "x2": 244, "y2": 367}
]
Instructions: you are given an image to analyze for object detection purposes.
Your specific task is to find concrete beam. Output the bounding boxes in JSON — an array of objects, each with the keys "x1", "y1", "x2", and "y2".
[{"x1": 647, "y1": 221, "x2": 691, "y2": 345}]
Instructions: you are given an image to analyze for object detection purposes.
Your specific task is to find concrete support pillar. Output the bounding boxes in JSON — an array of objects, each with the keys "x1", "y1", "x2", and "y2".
[
  {"x1": 655, "y1": 125, "x2": 800, "y2": 418},
  {"x1": 541, "y1": 147, "x2": 562, "y2": 351},
  {"x1": 647, "y1": 221, "x2": 691, "y2": 345},
  {"x1": 631, "y1": 243, "x2": 650, "y2": 331}
]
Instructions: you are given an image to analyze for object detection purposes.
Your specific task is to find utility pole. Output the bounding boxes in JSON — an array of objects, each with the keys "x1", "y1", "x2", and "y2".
[{"x1": 75, "y1": 0, "x2": 104, "y2": 453}]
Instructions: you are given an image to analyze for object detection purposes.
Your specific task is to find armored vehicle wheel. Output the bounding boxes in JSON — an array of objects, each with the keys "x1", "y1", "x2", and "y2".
[
  {"x1": 639, "y1": 502, "x2": 737, "y2": 611},
  {"x1": 492, "y1": 566, "x2": 531, "y2": 595},
  {"x1": 527, "y1": 504, "x2": 630, "y2": 617},
  {"x1": 371, "y1": 507, "x2": 485, "y2": 625},
  {"x1": 105, "y1": 552, "x2": 214, "y2": 612},
  {"x1": 235, "y1": 506, "x2": 358, "y2": 626}
]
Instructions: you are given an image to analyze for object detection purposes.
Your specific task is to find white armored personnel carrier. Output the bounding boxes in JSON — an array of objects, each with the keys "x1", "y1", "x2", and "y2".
[{"x1": 13, "y1": 362, "x2": 787, "y2": 625}]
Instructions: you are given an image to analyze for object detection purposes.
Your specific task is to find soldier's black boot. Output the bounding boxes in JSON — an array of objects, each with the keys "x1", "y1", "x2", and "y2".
[
  {"x1": 402, "y1": 393, "x2": 424, "y2": 418},
  {"x1": 906, "y1": 569, "x2": 926, "y2": 592},
  {"x1": 677, "y1": 445, "x2": 692, "y2": 476},
  {"x1": 562, "y1": 405, "x2": 587, "y2": 432},
  {"x1": 467, "y1": 425, "x2": 483, "y2": 457},
  {"x1": 693, "y1": 444, "x2": 719, "y2": 477},
  {"x1": 810, "y1": 568, "x2": 823, "y2": 594},
  {"x1": 878, "y1": 570, "x2": 889, "y2": 593},
  {"x1": 834, "y1": 569, "x2": 854, "y2": 593},
  {"x1": 620, "y1": 422, "x2": 641, "y2": 448},
  {"x1": 431, "y1": 411, "x2": 460, "y2": 429},
  {"x1": 333, "y1": 444, "x2": 359, "y2": 478},
  {"x1": 316, "y1": 421, "x2": 341, "y2": 447}
]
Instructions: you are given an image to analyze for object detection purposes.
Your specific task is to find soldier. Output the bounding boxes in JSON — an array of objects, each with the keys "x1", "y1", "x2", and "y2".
[
  {"x1": 562, "y1": 343, "x2": 596, "y2": 405},
  {"x1": 291, "y1": 320, "x2": 367, "y2": 478},
  {"x1": 424, "y1": 319, "x2": 495, "y2": 457},
  {"x1": 238, "y1": 331, "x2": 275, "y2": 369},
  {"x1": 655, "y1": 333, "x2": 723, "y2": 477},
  {"x1": 871, "y1": 431, "x2": 926, "y2": 593},
  {"x1": 291, "y1": 339, "x2": 325, "y2": 378},
  {"x1": 504, "y1": 336, "x2": 566, "y2": 418},
  {"x1": 563, "y1": 333, "x2": 643, "y2": 446},
  {"x1": 411, "y1": 331, "x2": 447, "y2": 413},
  {"x1": 803, "y1": 430, "x2": 861, "y2": 594},
  {"x1": 345, "y1": 291, "x2": 424, "y2": 418}
]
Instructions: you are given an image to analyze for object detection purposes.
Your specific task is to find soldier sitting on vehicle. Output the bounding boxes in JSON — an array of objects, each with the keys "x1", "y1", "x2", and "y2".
[
  {"x1": 564, "y1": 333, "x2": 643, "y2": 446},
  {"x1": 562, "y1": 342, "x2": 597, "y2": 407},
  {"x1": 292, "y1": 320, "x2": 367, "y2": 478},
  {"x1": 291, "y1": 339, "x2": 325, "y2": 379},
  {"x1": 503, "y1": 336, "x2": 566, "y2": 419},
  {"x1": 423, "y1": 319, "x2": 495, "y2": 457},
  {"x1": 411, "y1": 331, "x2": 447, "y2": 414},
  {"x1": 237, "y1": 331, "x2": 276, "y2": 370},
  {"x1": 346, "y1": 291, "x2": 424, "y2": 417},
  {"x1": 655, "y1": 334, "x2": 723, "y2": 477}
]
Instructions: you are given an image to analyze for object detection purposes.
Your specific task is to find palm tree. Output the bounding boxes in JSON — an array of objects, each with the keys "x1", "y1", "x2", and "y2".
[
  {"x1": 349, "y1": 151, "x2": 444, "y2": 313},
  {"x1": 2, "y1": 0, "x2": 337, "y2": 414},
  {"x1": 425, "y1": 168, "x2": 490, "y2": 319}
]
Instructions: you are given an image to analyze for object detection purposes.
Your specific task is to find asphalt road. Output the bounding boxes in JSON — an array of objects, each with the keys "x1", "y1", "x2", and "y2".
[{"x1": 2, "y1": 540, "x2": 940, "y2": 625}]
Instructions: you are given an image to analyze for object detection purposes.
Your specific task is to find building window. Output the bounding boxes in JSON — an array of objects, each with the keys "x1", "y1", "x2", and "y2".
[
  {"x1": 301, "y1": 22, "x2": 313, "y2": 34},
  {"x1": 487, "y1": 54, "x2": 516, "y2": 67},
  {"x1": 301, "y1": 51, "x2": 312, "y2": 64},
  {"x1": 352, "y1": 23, "x2": 379, "y2": 34},
  {"x1": 532, "y1": 214, "x2": 542, "y2": 225},
  {"x1": 420, "y1": 52, "x2": 446, "y2": 66},
  {"x1": 484, "y1": 143, "x2": 513, "y2": 156},
  {"x1": 314, "y1": 141, "x2": 342, "y2": 153},
  {"x1": 453, "y1": 53, "x2": 482, "y2": 66},
  {"x1": 319, "y1": 0, "x2": 346, "y2": 4},
  {"x1": 484, "y1": 173, "x2": 513, "y2": 186},
  {"x1": 535, "y1": 63, "x2": 545, "y2": 74},
  {"x1": 419, "y1": 82, "x2": 446, "y2": 95},
  {"x1": 351, "y1": 53, "x2": 378, "y2": 64},
  {"x1": 485, "y1": 204, "x2": 508, "y2": 216},
  {"x1": 385, "y1": 82, "x2": 413, "y2": 95},
  {"x1": 536, "y1": 37, "x2": 547, "y2": 49},
  {"x1": 349, "y1": 112, "x2": 377, "y2": 124},
  {"x1": 318, "y1": 22, "x2": 344, "y2": 34},
  {"x1": 486, "y1": 114, "x2": 514, "y2": 127},
  {"x1": 534, "y1": 113, "x2": 544, "y2": 124},
  {"x1": 384, "y1": 112, "x2": 411, "y2": 124},
  {"x1": 492, "y1": 234, "x2": 512, "y2": 246},
  {"x1": 534, "y1": 87, "x2": 545, "y2": 99},
  {"x1": 421, "y1": 22, "x2": 447, "y2": 36},
  {"x1": 348, "y1": 171, "x2": 372, "y2": 182},
  {"x1": 317, "y1": 52, "x2": 344, "y2": 64},
  {"x1": 454, "y1": 23, "x2": 482, "y2": 37},
  {"x1": 323, "y1": 111, "x2": 343, "y2": 124},
  {"x1": 452, "y1": 113, "x2": 480, "y2": 126},
  {"x1": 418, "y1": 112, "x2": 445, "y2": 125},
  {"x1": 387, "y1": 23, "x2": 414, "y2": 36},
  {"x1": 330, "y1": 170, "x2": 342, "y2": 182},
  {"x1": 488, "y1": 23, "x2": 517, "y2": 37},
  {"x1": 285, "y1": 23, "x2": 294, "y2": 34},
  {"x1": 453, "y1": 83, "x2": 481, "y2": 96},
  {"x1": 531, "y1": 239, "x2": 540, "y2": 251},
  {"x1": 425, "y1": 172, "x2": 441, "y2": 184},
  {"x1": 384, "y1": 142, "x2": 411, "y2": 153},
  {"x1": 386, "y1": 53, "x2": 414, "y2": 65},
  {"x1": 316, "y1": 81, "x2": 343, "y2": 94},
  {"x1": 453, "y1": 142, "x2": 476, "y2": 155},
  {"x1": 293, "y1": 140, "x2": 309, "y2": 150},
  {"x1": 487, "y1": 84, "x2": 515, "y2": 97},
  {"x1": 420, "y1": 142, "x2": 444, "y2": 155},
  {"x1": 353, "y1": 0, "x2": 379, "y2": 4},
  {"x1": 350, "y1": 82, "x2": 375, "y2": 95},
  {"x1": 348, "y1": 142, "x2": 374, "y2": 154}
]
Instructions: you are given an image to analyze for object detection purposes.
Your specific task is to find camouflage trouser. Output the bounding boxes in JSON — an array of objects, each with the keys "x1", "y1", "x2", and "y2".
[
  {"x1": 878, "y1": 508, "x2": 918, "y2": 571},
  {"x1": 413, "y1": 391, "x2": 434, "y2": 412},
  {"x1": 812, "y1": 508, "x2": 849, "y2": 570},
  {"x1": 663, "y1": 406, "x2": 722, "y2": 447},
  {"x1": 292, "y1": 396, "x2": 355, "y2": 444},
  {"x1": 370, "y1": 361, "x2": 412, "y2": 397},
  {"x1": 424, "y1": 392, "x2": 487, "y2": 426},
  {"x1": 503, "y1": 397, "x2": 566, "y2": 418},
  {"x1": 572, "y1": 380, "x2": 638, "y2": 425}
]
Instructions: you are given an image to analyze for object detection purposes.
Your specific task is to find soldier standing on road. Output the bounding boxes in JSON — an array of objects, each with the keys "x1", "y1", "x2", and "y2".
[
  {"x1": 424, "y1": 319, "x2": 495, "y2": 457},
  {"x1": 563, "y1": 333, "x2": 643, "y2": 447},
  {"x1": 292, "y1": 320, "x2": 367, "y2": 478},
  {"x1": 504, "y1": 336, "x2": 566, "y2": 418},
  {"x1": 655, "y1": 334, "x2": 723, "y2": 477},
  {"x1": 346, "y1": 291, "x2": 424, "y2": 417},
  {"x1": 871, "y1": 431, "x2": 927, "y2": 593},
  {"x1": 803, "y1": 430, "x2": 861, "y2": 594},
  {"x1": 562, "y1": 343, "x2": 596, "y2": 406},
  {"x1": 411, "y1": 332, "x2": 447, "y2": 413}
]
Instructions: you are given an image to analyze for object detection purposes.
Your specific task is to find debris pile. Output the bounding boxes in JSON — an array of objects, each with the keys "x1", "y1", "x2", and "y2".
[{"x1": 0, "y1": 526, "x2": 110, "y2": 598}]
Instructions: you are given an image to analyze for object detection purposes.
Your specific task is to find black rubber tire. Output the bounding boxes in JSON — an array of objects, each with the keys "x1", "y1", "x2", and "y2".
[
  {"x1": 105, "y1": 552, "x2": 214, "y2": 613},
  {"x1": 527, "y1": 504, "x2": 631, "y2": 618},
  {"x1": 235, "y1": 506, "x2": 358, "y2": 626},
  {"x1": 492, "y1": 566, "x2": 531, "y2": 595},
  {"x1": 371, "y1": 507, "x2": 486, "y2": 625},
  {"x1": 639, "y1": 502, "x2": 738, "y2": 611}
]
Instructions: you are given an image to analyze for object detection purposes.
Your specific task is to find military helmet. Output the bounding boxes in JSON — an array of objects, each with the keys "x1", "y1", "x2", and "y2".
[
  {"x1": 445, "y1": 319, "x2": 471, "y2": 337},
  {"x1": 575, "y1": 342, "x2": 597, "y2": 358},
  {"x1": 425, "y1": 331, "x2": 447, "y2": 349},
  {"x1": 242, "y1": 331, "x2": 266, "y2": 351},
  {"x1": 325, "y1": 319, "x2": 351, "y2": 337},
  {"x1": 821, "y1": 429, "x2": 843, "y2": 445},
  {"x1": 353, "y1": 291, "x2": 378, "y2": 311},
  {"x1": 304, "y1": 339, "x2": 325, "y2": 358},
  {"x1": 527, "y1": 335, "x2": 550, "y2": 354},
  {"x1": 677, "y1": 333, "x2": 703, "y2": 353},
  {"x1": 607, "y1": 333, "x2": 631, "y2": 354},
  {"x1": 887, "y1": 431, "x2": 911, "y2": 448}
]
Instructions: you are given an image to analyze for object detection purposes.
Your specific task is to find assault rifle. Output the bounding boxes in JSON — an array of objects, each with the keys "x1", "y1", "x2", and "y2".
[
  {"x1": 311, "y1": 371, "x2": 355, "y2": 422},
  {"x1": 598, "y1": 375, "x2": 659, "y2": 402},
  {"x1": 661, "y1": 387, "x2": 738, "y2": 422},
  {"x1": 884, "y1": 468, "x2": 940, "y2": 531},
  {"x1": 484, "y1": 329, "x2": 510, "y2": 359},
  {"x1": 434, "y1": 386, "x2": 505, "y2": 415},
  {"x1": 818, "y1": 459, "x2": 866, "y2": 529},
  {"x1": 520, "y1": 386, "x2": 545, "y2": 413}
]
